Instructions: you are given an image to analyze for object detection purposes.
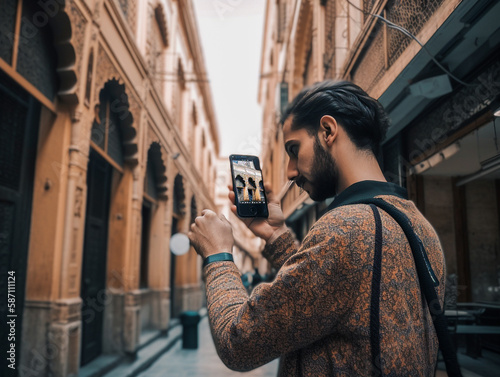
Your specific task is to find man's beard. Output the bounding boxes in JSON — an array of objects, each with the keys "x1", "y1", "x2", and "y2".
[{"x1": 297, "y1": 136, "x2": 338, "y2": 201}]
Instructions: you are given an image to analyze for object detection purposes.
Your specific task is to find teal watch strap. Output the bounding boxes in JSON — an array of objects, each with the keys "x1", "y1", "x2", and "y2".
[{"x1": 203, "y1": 253, "x2": 234, "y2": 268}]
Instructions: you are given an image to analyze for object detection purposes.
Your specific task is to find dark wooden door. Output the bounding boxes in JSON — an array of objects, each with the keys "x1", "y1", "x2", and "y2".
[
  {"x1": 140, "y1": 201, "x2": 152, "y2": 289},
  {"x1": 80, "y1": 149, "x2": 112, "y2": 366},
  {"x1": 0, "y1": 73, "x2": 40, "y2": 376}
]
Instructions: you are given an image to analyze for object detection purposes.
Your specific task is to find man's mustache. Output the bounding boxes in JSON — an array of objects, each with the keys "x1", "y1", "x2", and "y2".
[
  {"x1": 293, "y1": 177, "x2": 307, "y2": 195},
  {"x1": 295, "y1": 176, "x2": 307, "y2": 188}
]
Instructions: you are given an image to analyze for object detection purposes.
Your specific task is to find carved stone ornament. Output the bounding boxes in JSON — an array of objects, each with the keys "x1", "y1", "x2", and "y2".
[{"x1": 45, "y1": 0, "x2": 81, "y2": 104}]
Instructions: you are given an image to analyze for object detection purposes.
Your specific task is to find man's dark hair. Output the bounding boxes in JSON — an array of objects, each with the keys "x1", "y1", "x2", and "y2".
[{"x1": 281, "y1": 81, "x2": 390, "y2": 156}]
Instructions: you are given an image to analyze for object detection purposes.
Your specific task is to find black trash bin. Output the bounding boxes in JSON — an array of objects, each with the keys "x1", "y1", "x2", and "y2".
[{"x1": 180, "y1": 311, "x2": 200, "y2": 349}]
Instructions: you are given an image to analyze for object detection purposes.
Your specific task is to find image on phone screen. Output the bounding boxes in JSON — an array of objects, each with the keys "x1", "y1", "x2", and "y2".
[{"x1": 229, "y1": 155, "x2": 269, "y2": 218}]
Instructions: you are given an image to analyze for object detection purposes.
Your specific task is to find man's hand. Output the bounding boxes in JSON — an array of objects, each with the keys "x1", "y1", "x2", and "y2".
[
  {"x1": 188, "y1": 210, "x2": 234, "y2": 259},
  {"x1": 228, "y1": 183, "x2": 287, "y2": 243}
]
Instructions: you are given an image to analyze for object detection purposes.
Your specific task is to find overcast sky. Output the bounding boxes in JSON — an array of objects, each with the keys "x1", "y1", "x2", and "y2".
[{"x1": 192, "y1": 0, "x2": 266, "y2": 158}]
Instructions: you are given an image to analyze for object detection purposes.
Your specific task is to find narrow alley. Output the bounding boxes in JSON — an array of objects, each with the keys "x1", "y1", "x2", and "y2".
[{"x1": 136, "y1": 315, "x2": 279, "y2": 377}]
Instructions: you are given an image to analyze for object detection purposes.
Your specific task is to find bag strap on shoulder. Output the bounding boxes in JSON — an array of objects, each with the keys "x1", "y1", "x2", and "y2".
[{"x1": 356, "y1": 198, "x2": 463, "y2": 377}]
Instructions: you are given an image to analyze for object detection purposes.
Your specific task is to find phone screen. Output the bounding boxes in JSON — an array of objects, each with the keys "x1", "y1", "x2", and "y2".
[{"x1": 229, "y1": 155, "x2": 269, "y2": 218}]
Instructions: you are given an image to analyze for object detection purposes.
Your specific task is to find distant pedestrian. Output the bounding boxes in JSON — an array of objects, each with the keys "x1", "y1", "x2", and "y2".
[
  {"x1": 189, "y1": 81, "x2": 448, "y2": 376},
  {"x1": 251, "y1": 268, "x2": 262, "y2": 289},
  {"x1": 240, "y1": 273, "x2": 250, "y2": 293}
]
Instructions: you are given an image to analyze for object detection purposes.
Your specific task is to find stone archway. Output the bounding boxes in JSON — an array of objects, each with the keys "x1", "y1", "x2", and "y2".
[
  {"x1": 153, "y1": 1, "x2": 169, "y2": 46},
  {"x1": 145, "y1": 142, "x2": 168, "y2": 200},
  {"x1": 48, "y1": 0, "x2": 79, "y2": 104},
  {"x1": 91, "y1": 79, "x2": 139, "y2": 165},
  {"x1": 80, "y1": 78, "x2": 139, "y2": 364},
  {"x1": 190, "y1": 195, "x2": 198, "y2": 224},
  {"x1": 173, "y1": 173, "x2": 186, "y2": 217}
]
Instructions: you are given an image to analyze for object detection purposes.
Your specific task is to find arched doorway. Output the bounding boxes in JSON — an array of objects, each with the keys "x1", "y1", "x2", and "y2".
[
  {"x1": 80, "y1": 79, "x2": 136, "y2": 365},
  {"x1": 141, "y1": 142, "x2": 168, "y2": 289},
  {"x1": 235, "y1": 175, "x2": 246, "y2": 202},
  {"x1": 80, "y1": 149, "x2": 113, "y2": 365}
]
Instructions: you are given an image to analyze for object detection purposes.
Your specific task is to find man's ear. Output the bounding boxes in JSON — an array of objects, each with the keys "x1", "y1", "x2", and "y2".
[{"x1": 319, "y1": 115, "x2": 338, "y2": 147}]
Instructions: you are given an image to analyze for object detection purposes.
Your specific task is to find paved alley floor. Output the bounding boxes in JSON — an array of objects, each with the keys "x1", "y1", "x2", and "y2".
[
  {"x1": 137, "y1": 316, "x2": 279, "y2": 377},
  {"x1": 134, "y1": 314, "x2": 500, "y2": 377}
]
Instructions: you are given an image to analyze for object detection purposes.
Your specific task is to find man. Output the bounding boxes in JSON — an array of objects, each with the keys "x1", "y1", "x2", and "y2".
[{"x1": 188, "y1": 81, "x2": 445, "y2": 376}]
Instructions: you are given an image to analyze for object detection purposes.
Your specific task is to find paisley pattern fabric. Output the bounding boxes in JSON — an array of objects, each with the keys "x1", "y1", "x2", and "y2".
[{"x1": 204, "y1": 194, "x2": 445, "y2": 376}]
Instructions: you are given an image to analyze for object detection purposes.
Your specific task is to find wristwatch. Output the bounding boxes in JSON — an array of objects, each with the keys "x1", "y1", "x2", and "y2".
[{"x1": 203, "y1": 252, "x2": 234, "y2": 268}]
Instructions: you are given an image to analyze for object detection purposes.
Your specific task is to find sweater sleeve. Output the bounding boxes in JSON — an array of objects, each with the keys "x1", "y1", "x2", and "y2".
[
  {"x1": 204, "y1": 215, "x2": 362, "y2": 371},
  {"x1": 261, "y1": 230, "x2": 298, "y2": 270}
]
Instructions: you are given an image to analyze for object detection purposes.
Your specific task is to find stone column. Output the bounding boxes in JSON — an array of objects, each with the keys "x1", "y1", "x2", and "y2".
[
  {"x1": 48, "y1": 299, "x2": 82, "y2": 377},
  {"x1": 123, "y1": 291, "x2": 141, "y2": 354},
  {"x1": 48, "y1": 109, "x2": 90, "y2": 376},
  {"x1": 123, "y1": 166, "x2": 143, "y2": 356},
  {"x1": 149, "y1": 199, "x2": 170, "y2": 331},
  {"x1": 21, "y1": 105, "x2": 87, "y2": 377}
]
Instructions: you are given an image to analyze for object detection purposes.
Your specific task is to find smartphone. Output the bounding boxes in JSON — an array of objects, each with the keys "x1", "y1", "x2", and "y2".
[{"x1": 229, "y1": 154, "x2": 269, "y2": 218}]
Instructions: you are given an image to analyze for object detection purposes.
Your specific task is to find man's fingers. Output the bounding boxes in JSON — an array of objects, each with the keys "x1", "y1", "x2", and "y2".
[
  {"x1": 264, "y1": 182, "x2": 278, "y2": 204},
  {"x1": 228, "y1": 190, "x2": 235, "y2": 204},
  {"x1": 227, "y1": 185, "x2": 236, "y2": 205},
  {"x1": 201, "y1": 209, "x2": 217, "y2": 218}
]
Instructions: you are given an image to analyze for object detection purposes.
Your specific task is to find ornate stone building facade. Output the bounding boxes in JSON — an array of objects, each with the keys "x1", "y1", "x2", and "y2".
[
  {"x1": 232, "y1": 163, "x2": 265, "y2": 203},
  {"x1": 259, "y1": 0, "x2": 500, "y2": 312},
  {"x1": 0, "y1": 0, "x2": 219, "y2": 375}
]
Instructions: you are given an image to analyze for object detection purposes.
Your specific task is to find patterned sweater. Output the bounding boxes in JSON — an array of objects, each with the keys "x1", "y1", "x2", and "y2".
[{"x1": 204, "y1": 182, "x2": 445, "y2": 376}]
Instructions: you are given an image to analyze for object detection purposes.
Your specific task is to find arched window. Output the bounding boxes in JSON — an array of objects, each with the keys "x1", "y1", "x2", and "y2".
[
  {"x1": 90, "y1": 80, "x2": 137, "y2": 168},
  {"x1": 190, "y1": 102, "x2": 197, "y2": 153},
  {"x1": 84, "y1": 50, "x2": 94, "y2": 106},
  {"x1": 0, "y1": 1, "x2": 58, "y2": 100},
  {"x1": 192, "y1": 102, "x2": 198, "y2": 125},
  {"x1": 148, "y1": 4, "x2": 168, "y2": 77},
  {"x1": 173, "y1": 60, "x2": 186, "y2": 128},
  {"x1": 190, "y1": 195, "x2": 197, "y2": 224},
  {"x1": 248, "y1": 178, "x2": 256, "y2": 202},
  {"x1": 91, "y1": 89, "x2": 124, "y2": 166},
  {"x1": 235, "y1": 175, "x2": 246, "y2": 202},
  {"x1": 144, "y1": 142, "x2": 168, "y2": 201},
  {"x1": 258, "y1": 180, "x2": 265, "y2": 202},
  {"x1": 154, "y1": 4, "x2": 169, "y2": 47},
  {"x1": 173, "y1": 174, "x2": 186, "y2": 216}
]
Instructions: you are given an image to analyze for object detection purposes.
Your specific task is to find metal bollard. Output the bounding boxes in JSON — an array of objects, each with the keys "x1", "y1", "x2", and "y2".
[{"x1": 180, "y1": 311, "x2": 201, "y2": 349}]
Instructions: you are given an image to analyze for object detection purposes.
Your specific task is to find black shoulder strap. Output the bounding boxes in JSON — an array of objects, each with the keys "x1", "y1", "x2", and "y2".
[
  {"x1": 359, "y1": 198, "x2": 463, "y2": 377},
  {"x1": 368, "y1": 204, "x2": 383, "y2": 376}
]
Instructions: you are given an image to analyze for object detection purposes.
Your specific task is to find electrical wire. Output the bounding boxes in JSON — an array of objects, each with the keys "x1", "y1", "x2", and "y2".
[{"x1": 344, "y1": 0, "x2": 471, "y2": 86}]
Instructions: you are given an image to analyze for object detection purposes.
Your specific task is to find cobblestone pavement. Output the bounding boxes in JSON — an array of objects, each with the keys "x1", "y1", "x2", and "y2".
[{"x1": 137, "y1": 316, "x2": 279, "y2": 377}]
